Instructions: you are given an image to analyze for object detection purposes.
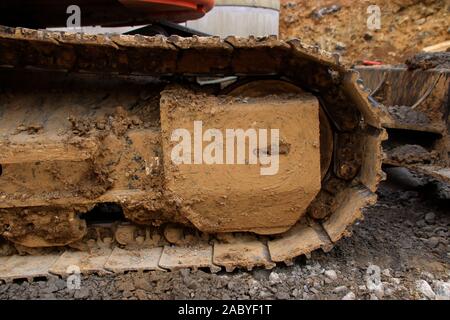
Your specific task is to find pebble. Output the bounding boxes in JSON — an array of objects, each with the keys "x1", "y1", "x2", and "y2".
[
  {"x1": 421, "y1": 271, "x2": 435, "y2": 281},
  {"x1": 416, "y1": 18, "x2": 426, "y2": 25},
  {"x1": 425, "y1": 237, "x2": 440, "y2": 248},
  {"x1": 335, "y1": 42, "x2": 346, "y2": 51},
  {"x1": 415, "y1": 280, "x2": 436, "y2": 300},
  {"x1": 416, "y1": 220, "x2": 426, "y2": 228},
  {"x1": 269, "y1": 272, "x2": 282, "y2": 284},
  {"x1": 259, "y1": 291, "x2": 272, "y2": 299},
  {"x1": 366, "y1": 265, "x2": 384, "y2": 298},
  {"x1": 74, "y1": 287, "x2": 90, "y2": 299},
  {"x1": 135, "y1": 289, "x2": 148, "y2": 300},
  {"x1": 276, "y1": 292, "x2": 290, "y2": 300},
  {"x1": 324, "y1": 270, "x2": 338, "y2": 280},
  {"x1": 382, "y1": 269, "x2": 391, "y2": 278},
  {"x1": 252, "y1": 269, "x2": 270, "y2": 281},
  {"x1": 133, "y1": 278, "x2": 152, "y2": 291},
  {"x1": 333, "y1": 286, "x2": 348, "y2": 294},
  {"x1": 292, "y1": 288, "x2": 301, "y2": 298},
  {"x1": 363, "y1": 32, "x2": 373, "y2": 41},
  {"x1": 384, "y1": 287, "x2": 394, "y2": 296},
  {"x1": 342, "y1": 291, "x2": 356, "y2": 300},
  {"x1": 433, "y1": 281, "x2": 450, "y2": 298},
  {"x1": 424, "y1": 212, "x2": 436, "y2": 224},
  {"x1": 42, "y1": 283, "x2": 59, "y2": 294}
]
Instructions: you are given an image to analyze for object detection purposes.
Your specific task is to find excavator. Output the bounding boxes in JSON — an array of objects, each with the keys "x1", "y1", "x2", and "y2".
[{"x1": 0, "y1": 0, "x2": 448, "y2": 280}]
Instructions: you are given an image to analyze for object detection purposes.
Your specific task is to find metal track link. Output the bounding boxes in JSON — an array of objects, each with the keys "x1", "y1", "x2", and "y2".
[{"x1": 0, "y1": 26, "x2": 385, "y2": 280}]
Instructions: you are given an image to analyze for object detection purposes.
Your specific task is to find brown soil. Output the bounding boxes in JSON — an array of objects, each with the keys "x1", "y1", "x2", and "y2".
[{"x1": 280, "y1": 0, "x2": 449, "y2": 64}]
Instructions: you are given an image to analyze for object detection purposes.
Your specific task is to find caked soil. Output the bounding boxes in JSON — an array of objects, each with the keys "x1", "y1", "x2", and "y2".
[
  {"x1": 0, "y1": 181, "x2": 448, "y2": 300},
  {"x1": 280, "y1": 0, "x2": 449, "y2": 64}
]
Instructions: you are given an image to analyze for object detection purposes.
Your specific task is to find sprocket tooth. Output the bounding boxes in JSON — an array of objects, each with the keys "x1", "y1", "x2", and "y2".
[
  {"x1": 359, "y1": 127, "x2": 388, "y2": 192},
  {"x1": 268, "y1": 220, "x2": 332, "y2": 262},
  {"x1": 322, "y1": 186, "x2": 377, "y2": 243}
]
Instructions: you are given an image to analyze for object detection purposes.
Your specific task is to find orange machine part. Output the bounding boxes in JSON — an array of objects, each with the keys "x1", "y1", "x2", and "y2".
[{"x1": 120, "y1": 0, "x2": 214, "y2": 22}]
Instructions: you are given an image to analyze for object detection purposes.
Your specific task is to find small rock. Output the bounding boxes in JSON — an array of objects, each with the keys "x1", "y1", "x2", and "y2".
[
  {"x1": 284, "y1": 14, "x2": 298, "y2": 25},
  {"x1": 74, "y1": 287, "x2": 90, "y2": 299},
  {"x1": 292, "y1": 288, "x2": 301, "y2": 298},
  {"x1": 342, "y1": 291, "x2": 356, "y2": 300},
  {"x1": 433, "y1": 281, "x2": 450, "y2": 298},
  {"x1": 54, "y1": 279, "x2": 67, "y2": 291},
  {"x1": 391, "y1": 278, "x2": 401, "y2": 285},
  {"x1": 385, "y1": 287, "x2": 394, "y2": 296},
  {"x1": 252, "y1": 269, "x2": 270, "y2": 281},
  {"x1": 259, "y1": 290, "x2": 272, "y2": 299},
  {"x1": 116, "y1": 281, "x2": 135, "y2": 292},
  {"x1": 276, "y1": 292, "x2": 290, "y2": 300},
  {"x1": 416, "y1": 280, "x2": 436, "y2": 300},
  {"x1": 366, "y1": 265, "x2": 384, "y2": 298},
  {"x1": 39, "y1": 293, "x2": 57, "y2": 300},
  {"x1": 179, "y1": 268, "x2": 190, "y2": 278},
  {"x1": 310, "y1": 287, "x2": 320, "y2": 295},
  {"x1": 421, "y1": 271, "x2": 435, "y2": 281},
  {"x1": 424, "y1": 212, "x2": 436, "y2": 224},
  {"x1": 416, "y1": 220, "x2": 426, "y2": 228},
  {"x1": 382, "y1": 269, "x2": 391, "y2": 278},
  {"x1": 335, "y1": 42, "x2": 346, "y2": 51},
  {"x1": 133, "y1": 278, "x2": 152, "y2": 291},
  {"x1": 416, "y1": 18, "x2": 426, "y2": 25},
  {"x1": 369, "y1": 293, "x2": 379, "y2": 300},
  {"x1": 269, "y1": 272, "x2": 282, "y2": 284},
  {"x1": 324, "y1": 270, "x2": 338, "y2": 280},
  {"x1": 43, "y1": 283, "x2": 59, "y2": 294},
  {"x1": 227, "y1": 281, "x2": 237, "y2": 290},
  {"x1": 284, "y1": 1, "x2": 296, "y2": 9},
  {"x1": 333, "y1": 286, "x2": 348, "y2": 294},
  {"x1": 187, "y1": 281, "x2": 199, "y2": 290},
  {"x1": 425, "y1": 237, "x2": 440, "y2": 248},
  {"x1": 135, "y1": 289, "x2": 148, "y2": 300},
  {"x1": 363, "y1": 32, "x2": 373, "y2": 41}
]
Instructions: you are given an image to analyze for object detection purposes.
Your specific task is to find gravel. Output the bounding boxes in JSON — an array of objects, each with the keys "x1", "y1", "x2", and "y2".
[
  {"x1": 0, "y1": 181, "x2": 448, "y2": 300},
  {"x1": 415, "y1": 280, "x2": 436, "y2": 300}
]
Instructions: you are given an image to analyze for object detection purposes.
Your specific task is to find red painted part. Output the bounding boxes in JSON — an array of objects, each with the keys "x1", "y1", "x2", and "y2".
[
  {"x1": 362, "y1": 60, "x2": 383, "y2": 66},
  {"x1": 119, "y1": 0, "x2": 214, "y2": 22}
]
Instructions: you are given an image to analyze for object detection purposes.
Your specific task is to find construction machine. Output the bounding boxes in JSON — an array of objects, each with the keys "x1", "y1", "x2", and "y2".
[{"x1": 0, "y1": 0, "x2": 447, "y2": 280}]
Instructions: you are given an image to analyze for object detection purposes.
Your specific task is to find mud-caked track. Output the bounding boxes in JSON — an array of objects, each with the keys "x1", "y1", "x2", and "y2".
[{"x1": 0, "y1": 26, "x2": 387, "y2": 278}]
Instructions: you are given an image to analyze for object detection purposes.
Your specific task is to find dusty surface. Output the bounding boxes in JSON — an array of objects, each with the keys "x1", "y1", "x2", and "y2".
[
  {"x1": 406, "y1": 52, "x2": 450, "y2": 70},
  {"x1": 160, "y1": 87, "x2": 321, "y2": 234},
  {"x1": 0, "y1": 182, "x2": 448, "y2": 300},
  {"x1": 280, "y1": 0, "x2": 449, "y2": 64},
  {"x1": 0, "y1": 30, "x2": 381, "y2": 254}
]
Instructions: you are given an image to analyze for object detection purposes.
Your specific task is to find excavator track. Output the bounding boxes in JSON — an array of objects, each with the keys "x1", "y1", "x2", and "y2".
[{"x1": 0, "y1": 26, "x2": 386, "y2": 281}]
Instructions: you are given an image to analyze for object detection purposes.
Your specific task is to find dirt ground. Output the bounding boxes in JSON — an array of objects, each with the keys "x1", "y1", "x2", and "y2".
[
  {"x1": 280, "y1": 0, "x2": 449, "y2": 64},
  {"x1": 0, "y1": 179, "x2": 448, "y2": 300}
]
